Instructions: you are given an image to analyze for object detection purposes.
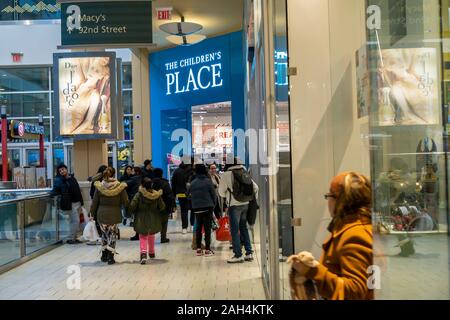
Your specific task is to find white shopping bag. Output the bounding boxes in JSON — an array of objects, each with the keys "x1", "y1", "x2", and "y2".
[{"x1": 83, "y1": 220, "x2": 99, "y2": 242}]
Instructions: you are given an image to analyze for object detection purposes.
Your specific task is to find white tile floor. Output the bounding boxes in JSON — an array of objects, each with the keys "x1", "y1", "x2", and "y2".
[{"x1": 0, "y1": 220, "x2": 267, "y2": 300}]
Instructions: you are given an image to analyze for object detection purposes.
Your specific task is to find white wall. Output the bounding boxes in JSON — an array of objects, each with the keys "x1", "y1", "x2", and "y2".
[
  {"x1": 287, "y1": 0, "x2": 370, "y2": 258},
  {"x1": 0, "y1": 23, "x2": 131, "y2": 66}
]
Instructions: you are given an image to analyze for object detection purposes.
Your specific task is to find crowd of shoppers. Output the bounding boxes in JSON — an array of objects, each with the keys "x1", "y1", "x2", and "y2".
[
  {"x1": 52, "y1": 157, "x2": 260, "y2": 265},
  {"x1": 51, "y1": 157, "x2": 374, "y2": 300}
]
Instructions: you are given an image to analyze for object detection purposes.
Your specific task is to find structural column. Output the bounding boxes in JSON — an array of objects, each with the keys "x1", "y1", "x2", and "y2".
[
  {"x1": 131, "y1": 48, "x2": 152, "y2": 166},
  {"x1": 70, "y1": 48, "x2": 108, "y2": 180},
  {"x1": 73, "y1": 140, "x2": 108, "y2": 180}
]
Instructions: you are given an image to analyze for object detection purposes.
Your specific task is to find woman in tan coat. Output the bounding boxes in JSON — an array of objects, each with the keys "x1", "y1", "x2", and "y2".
[
  {"x1": 91, "y1": 167, "x2": 129, "y2": 264},
  {"x1": 289, "y1": 172, "x2": 373, "y2": 300}
]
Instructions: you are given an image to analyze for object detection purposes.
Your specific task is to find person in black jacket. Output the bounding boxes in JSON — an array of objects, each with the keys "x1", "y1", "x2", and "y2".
[
  {"x1": 189, "y1": 164, "x2": 216, "y2": 256},
  {"x1": 88, "y1": 165, "x2": 107, "y2": 240},
  {"x1": 142, "y1": 159, "x2": 154, "y2": 179},
  {"x1": 152, "y1": 168, "x2": 176, "y2": 243},
  {"x1": 89, "y1": 165, "x2": 108, "y2": 200},
  {"x1": 171, "y1": 160, "x2": 194, "y2": 233},
  {"x1": 119, "y1": 165, "x2": 134, "y2": 182},
  {"x1": 126, "y1": 166, "x2": 144, "y2": 241},
  {"x1": 51, "y1": 164, "x2": 84, "y2": 244}
]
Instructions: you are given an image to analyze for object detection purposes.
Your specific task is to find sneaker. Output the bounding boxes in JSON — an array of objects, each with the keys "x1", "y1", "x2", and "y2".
[
  {"x1": 244, "y1": 253, "x2": 254, "y2": 262},
  {"x1": 149, "y1": 253, "x2": 155, "y2": 259},
  {"x1": 161, "y1": 238, "x2": 170, "y2": 244},
  {"x1": 182, "y1": 229, "x2": 187, "y2": 235},
  {"x1": 227, "y1": 255, "x2": 244, "y2": 263},
  {"x1": 140, "y1": 253, "x2": 147, "y2": 265},
  {"x1": 196, "y1": 249, "x2": 203, "y2": 256},
  {"x1": 204, "y1": 250, "x2": 214, "y2": 257}
]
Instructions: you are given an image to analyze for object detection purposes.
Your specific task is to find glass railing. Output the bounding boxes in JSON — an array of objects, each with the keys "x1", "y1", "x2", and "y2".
[{"x1": 0, "y1": 188, "x2": 63, "y2": 269}]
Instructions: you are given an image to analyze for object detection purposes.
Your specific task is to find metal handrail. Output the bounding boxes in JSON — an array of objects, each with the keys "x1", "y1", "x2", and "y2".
[
  {"x1": 0, "y1": 192, "x2": 52, "y2": 205},
  {"x1": 0, "y1": 188, "x2": 52, "y2": 193}
]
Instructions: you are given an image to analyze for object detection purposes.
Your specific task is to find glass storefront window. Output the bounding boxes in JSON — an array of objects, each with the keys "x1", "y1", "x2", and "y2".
[
  {"x1": 279, "y1": 0, "x2": 450, "y2": 300},
  {"x1": 6, "y1": 93, "x2": 50, "y2": 117},
  {"x1": 123, "y1": 115, "x2": 133, "y2": 140},
  {"x1": 364, "y1": 0, "x2": 450, "y2": 300},
  {"x1": 122, "y1": 90, "x2": 132, "y2": 115},
  {"x1": 122, "y1": 63, "x2": 132, "y2": 89},
  {"x1": 0, "y1": 67, "x2": 49, "y2": 92},
  {"x1": 52, "y1": 144, "x2": 64, "y2": 169}
]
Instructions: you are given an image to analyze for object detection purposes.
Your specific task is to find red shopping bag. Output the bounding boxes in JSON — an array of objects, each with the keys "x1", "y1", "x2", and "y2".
[{"x1": 216, "y1": 216, "x2": 232, "y2": 242}]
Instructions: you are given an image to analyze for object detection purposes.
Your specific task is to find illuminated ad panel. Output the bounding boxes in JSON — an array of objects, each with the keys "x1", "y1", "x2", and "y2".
[{"x1": 53, "y1": 51, "x2": 118, "y2": 140}]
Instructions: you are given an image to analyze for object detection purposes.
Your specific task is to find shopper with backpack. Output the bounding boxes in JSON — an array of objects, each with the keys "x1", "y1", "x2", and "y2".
[{"x1": 218, "y1": 158, "x2": 259, "y2": 263}]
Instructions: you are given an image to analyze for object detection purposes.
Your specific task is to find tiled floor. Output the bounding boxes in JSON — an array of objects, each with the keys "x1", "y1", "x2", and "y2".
[{"x1": 0, "y1": 220, "x2": 266, "y2": 300}]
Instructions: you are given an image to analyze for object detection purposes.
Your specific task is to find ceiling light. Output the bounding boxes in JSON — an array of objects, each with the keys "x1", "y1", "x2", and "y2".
[
  {"x1": 166, "y1": 34, "x2": 206, "y2": 46},
  {"x1": 160, "y1": 21, "x2": 202, "y2": 36}
]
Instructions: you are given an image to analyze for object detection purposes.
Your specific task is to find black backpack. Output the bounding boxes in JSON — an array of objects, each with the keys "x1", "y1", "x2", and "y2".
[{"x1": 229, "y1": 168, "x2": 255, "y2": 202}]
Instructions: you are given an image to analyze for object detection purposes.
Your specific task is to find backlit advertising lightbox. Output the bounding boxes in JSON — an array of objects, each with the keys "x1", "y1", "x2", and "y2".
[{"x1": 53, "y1": 51, "x2": 118, "y2": 140}]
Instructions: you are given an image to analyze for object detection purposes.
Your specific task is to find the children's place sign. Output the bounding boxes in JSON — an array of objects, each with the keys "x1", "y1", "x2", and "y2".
[
  {"x1": 60, "y1": 0, "x2": 153, "y2": 47},
  {"x1": 164, "y1": 51, "x2": 224, "y2": 96}
]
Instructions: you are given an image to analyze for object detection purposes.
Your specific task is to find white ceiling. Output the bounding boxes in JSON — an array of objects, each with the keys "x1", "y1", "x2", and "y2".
[{"x1": 151, "y1": 0, "x2": 244, "y2": 51}]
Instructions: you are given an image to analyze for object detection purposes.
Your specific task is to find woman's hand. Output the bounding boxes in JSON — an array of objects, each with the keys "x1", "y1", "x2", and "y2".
[
  {"x1": 287, "y1": 251, "x2": 319, "y2": 277},
  {"x1": 289, "y1": 256, "x2": 311, "y2": 276}
]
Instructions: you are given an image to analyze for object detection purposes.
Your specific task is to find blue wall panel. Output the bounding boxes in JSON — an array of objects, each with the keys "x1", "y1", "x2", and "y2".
[{"x1": 149, "y1": 31, "x2": 245, "y2": 174}]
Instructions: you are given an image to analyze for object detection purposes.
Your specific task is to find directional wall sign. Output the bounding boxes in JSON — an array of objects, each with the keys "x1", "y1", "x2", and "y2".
[{"x1": 60, "y1": 0, "x2": 153, "y2": 47}]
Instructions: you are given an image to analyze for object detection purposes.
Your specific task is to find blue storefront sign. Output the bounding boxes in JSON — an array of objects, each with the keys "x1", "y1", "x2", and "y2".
[{"x1": 149, "y1": 31, "x2": 245, "y2": 174}]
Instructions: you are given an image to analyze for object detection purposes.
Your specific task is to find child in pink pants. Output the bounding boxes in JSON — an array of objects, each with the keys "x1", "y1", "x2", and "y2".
[
  {"x1": 139, "y1": 234, "x2": 155, "y2": 259},
  {"x1": 128, "y1": 178, "x2": 166, "y2": 265}
]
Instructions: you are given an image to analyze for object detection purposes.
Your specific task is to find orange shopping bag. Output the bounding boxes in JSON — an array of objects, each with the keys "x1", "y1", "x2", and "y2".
[{"x1": 216, "y1": 216, "x2": 232, "y2": 242}]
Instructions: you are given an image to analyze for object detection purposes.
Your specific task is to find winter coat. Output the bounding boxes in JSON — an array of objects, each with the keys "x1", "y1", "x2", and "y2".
[
  {"x1": 152, "y1": 177, "x2": 176, "y2": 214},
  {"x1": 142, "y1": 167, "x2": 154, "y2": 179},
  {"x1": 125, "y1": 174, "x2": 143, "y2": 200},
  {"x1": 51, "y1": 174, "x2": 84, "y2": 209},
  {"x1": 188, "y1": 174, "x2": 217, "y2": 210},
  {"x1": 129, "y1": 186, "x2": 165, "y2": 235},
  {"x1": 171, "y1": 165, "x2": 194, "y2": 197},
  {"x1": 119, "y1": 172, "x2": 133, "y2": 182},
  {"x1": 218, "y1": 165, "x2": 259, "y2": 207},
  {"x1": 89, "y1": 173, "x2": 103, "y2": 200},
  {"x1": 292, "y1": 215, "x2": 373, "y2": 300},
  {"x1": 90, "y1": 180, "x2": 129, "y2": 225}
]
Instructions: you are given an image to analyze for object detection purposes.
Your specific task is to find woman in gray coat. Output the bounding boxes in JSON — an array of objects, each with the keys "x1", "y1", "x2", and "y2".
[{"x1": 90, "y1": 167, "x2": 129, "y2": 264}]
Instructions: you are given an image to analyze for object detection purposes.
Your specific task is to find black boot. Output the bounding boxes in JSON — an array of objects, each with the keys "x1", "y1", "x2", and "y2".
[
  {"x1": 117, "y1": 228, "x2": 121, "y2": 240},
  {"x1": 100, "y1": 250, "x2": 108, "y2": 262},
  {"x1": 107, "y1": 250, "x2": 115, "y2": 265}
]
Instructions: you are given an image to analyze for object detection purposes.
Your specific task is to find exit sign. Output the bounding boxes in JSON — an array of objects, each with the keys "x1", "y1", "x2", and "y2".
[{"x1": 157, "y1": 7, "x2": 172, "y2": 20}]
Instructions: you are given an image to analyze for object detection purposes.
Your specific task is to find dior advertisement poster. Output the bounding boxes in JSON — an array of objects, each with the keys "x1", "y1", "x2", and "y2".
[
  {"x1": 377, "y1": 48, "x2": 439, "y2": 126},
  {"x1": 55, "y1": 53, "x2": 116, "y2": 137}
]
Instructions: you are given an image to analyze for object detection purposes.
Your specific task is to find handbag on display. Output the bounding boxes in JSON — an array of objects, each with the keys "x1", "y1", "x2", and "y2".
[{"x1": 216, "y1": 215, "x2": 232, "y2": 241}]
